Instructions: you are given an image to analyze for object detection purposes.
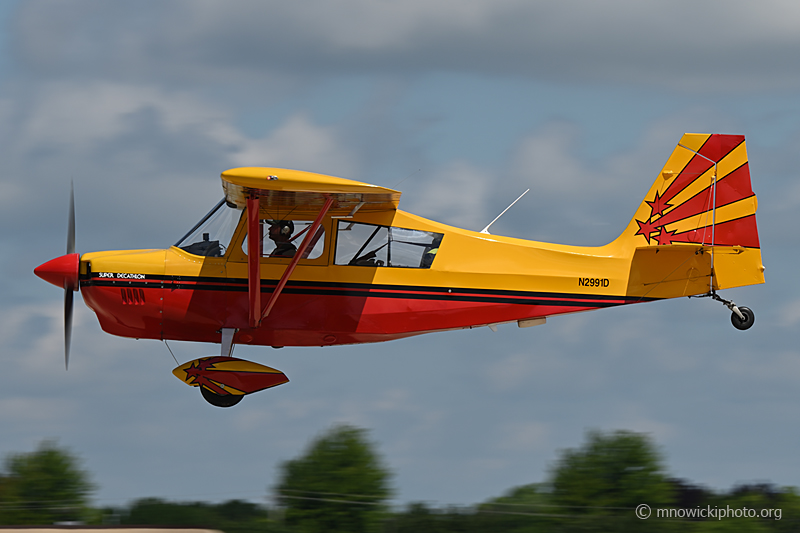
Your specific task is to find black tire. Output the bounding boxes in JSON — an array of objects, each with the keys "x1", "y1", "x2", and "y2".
[
  {"x1": 201, "y1": 386, "x2": 244, "y2": 407},
  {"x1": 731, "y1": 306, "x2": 755, "y2": 331}
]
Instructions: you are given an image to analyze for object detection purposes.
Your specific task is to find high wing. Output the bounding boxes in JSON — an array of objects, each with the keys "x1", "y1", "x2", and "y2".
[
  {"x1": 221, "y1": 167, "x2": 401, "y2": 215},
  {"x1": 221, "y1": 167, "x2": 401, "y2": 327}
]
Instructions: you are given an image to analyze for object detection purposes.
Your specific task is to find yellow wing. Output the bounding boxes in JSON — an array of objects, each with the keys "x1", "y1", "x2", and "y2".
[{"x1": 221, "y1": 167, "x2": 400, "y2": 216}]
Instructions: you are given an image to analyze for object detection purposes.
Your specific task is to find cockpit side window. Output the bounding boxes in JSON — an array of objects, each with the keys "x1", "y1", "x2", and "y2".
[
  {"x1": 335, "y1": 221, "x2": 442, "y2": 268},
  {"x1": 176, "y1": 199, "x2": 243, "y2": 257},
  {"x1": 242, "y1": 220, "x2": 326, "y2": 260}
]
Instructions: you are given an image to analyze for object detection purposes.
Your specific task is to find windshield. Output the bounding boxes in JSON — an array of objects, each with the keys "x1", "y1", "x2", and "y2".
[{"x1": 176, "y1": 199, "x2": 243, "y2": 257}]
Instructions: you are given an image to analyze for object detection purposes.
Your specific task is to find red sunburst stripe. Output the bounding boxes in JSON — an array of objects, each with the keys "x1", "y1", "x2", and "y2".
[
  {"x1": 654, "y1": 163, "x2": 753, "y2": 227},
  {"x1": 660, "y1": 134, "x2": 745, "y2": 207},
  {"x1": 664, "y1": 215, "x2": 760, "y2": 248}
]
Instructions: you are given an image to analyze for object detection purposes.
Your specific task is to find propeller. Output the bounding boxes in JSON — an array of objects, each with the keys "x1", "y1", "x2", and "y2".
[
  {"x1": 33, "y1": 182, "x2": 80, "y2": 370},
  {"x1": 65, "y1": 182, "x2": 75, "y2": 370}
]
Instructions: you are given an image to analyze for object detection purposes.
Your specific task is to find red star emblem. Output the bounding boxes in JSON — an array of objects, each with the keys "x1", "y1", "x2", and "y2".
[
  {"x1": 646, "y1": 190, "x2": 670, "y2": 217},
  {"x1": 635, "y1": 218, "x2": 660, "y2": 244},
  {"x1": 183, "y1": 359, "x2": 227, "y2": 395},
  {"x1": 655, "y1": 227, "x2": 676, "y2": 246}
]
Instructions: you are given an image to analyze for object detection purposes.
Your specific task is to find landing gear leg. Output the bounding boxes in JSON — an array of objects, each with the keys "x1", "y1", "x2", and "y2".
[
  {"x1": 197, "y1": 328, "x2": 244, "y2": 407},
  {"x1": 693, "y1": 291, "x2": 755, "y2": 331},
  {"x1": 221, "y1": 328, "x2": 237, "y2": 357}
]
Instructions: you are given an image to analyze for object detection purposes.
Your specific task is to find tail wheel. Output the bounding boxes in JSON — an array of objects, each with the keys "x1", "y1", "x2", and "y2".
[
  {"x1": 731, "y1": 306, "x2": 755, "y2": 331},
  {"x1": 201, "y1": 386, "x2": 244, "y2": 408}
]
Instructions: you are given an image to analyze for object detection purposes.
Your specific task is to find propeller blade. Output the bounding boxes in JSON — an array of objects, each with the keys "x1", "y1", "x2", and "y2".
[
  {"x1": 65, "y1": 181, "x2": 75, "y2": 370},
  {"x1": 67, "y1": 182, "x2": 75, "y2": 255},
  {"x1": 64, "y1": 281, "x2": 73, "y2": 370}
]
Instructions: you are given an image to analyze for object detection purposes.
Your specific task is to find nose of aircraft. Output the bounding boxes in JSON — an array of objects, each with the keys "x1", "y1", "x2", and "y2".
[{"x1": 34, "y1": 253, "x2": 80, "y2": 290}]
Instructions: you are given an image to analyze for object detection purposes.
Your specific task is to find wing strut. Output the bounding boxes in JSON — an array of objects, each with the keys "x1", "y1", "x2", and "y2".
[
  {"x1": 259, "y1": 196, "x2": 335, "y2": 323},
  {"x1": 247, "y1": 194, "x2": 262, "y2": 328}
]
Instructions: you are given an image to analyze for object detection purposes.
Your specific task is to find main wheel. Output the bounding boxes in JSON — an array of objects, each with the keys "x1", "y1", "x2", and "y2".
[
  {"x1": 731, "y1": 306, "x2": 755, "y2": 331},
  {"x1": 201, "y1": 386, "x2": 244, "y2": 407}
]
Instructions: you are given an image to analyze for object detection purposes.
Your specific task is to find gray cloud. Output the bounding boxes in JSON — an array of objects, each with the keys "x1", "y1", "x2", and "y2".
[{"x1": 13, "y1": 0, "x2": 800, "y2": 91}]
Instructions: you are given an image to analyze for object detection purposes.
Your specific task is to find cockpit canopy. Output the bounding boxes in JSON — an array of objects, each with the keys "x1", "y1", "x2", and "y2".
[{"x1": 175, "y1": 198, "x2": 442, "y2": 269}]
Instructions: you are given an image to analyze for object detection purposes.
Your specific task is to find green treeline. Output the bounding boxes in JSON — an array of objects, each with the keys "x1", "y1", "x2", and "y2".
[{"x1": 1, "y1": 428, "x2": 798, "y2": 532}]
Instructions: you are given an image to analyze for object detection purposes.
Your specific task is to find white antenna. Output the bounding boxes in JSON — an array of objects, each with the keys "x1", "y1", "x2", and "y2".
[{"x1": 480, "y1": 189, "x2": 530, "y2": 234}]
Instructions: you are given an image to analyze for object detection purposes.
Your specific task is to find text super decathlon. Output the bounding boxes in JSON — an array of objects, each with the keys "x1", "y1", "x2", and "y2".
[{"x1": 35, "y1": 133, "x2": 764, "y2": 407}]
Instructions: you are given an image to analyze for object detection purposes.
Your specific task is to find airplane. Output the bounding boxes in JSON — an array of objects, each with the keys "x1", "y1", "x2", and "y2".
[{"x1": 34, "y1": 133, "x2": 765, "y2": 407}]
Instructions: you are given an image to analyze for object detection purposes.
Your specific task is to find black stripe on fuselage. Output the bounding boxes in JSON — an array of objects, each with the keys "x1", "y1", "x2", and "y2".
[{"x1": 81, "y1": 273, "x2": 658, "y2": 308}]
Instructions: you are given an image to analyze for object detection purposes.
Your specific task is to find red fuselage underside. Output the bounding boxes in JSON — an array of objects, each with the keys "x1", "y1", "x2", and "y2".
[{"x1": 80, "y1": 274, "x2": 645, "y2": 347}]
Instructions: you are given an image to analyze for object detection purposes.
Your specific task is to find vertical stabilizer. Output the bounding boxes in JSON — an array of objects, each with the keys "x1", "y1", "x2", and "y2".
[{"x1": 616, "y1": 134, "x2": 764, "y2": 293}]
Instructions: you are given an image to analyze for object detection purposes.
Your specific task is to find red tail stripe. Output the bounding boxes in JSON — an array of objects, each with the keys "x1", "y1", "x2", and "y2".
[
  {"x1": 661, "y1": 134, "x2": 745, "y2": 206},
  {"x1": 654, "y1": 163, "x2": 753, "y2": 228},
  {"x1": 665, "y1": 214, "x2": 760, "y2": 248}
]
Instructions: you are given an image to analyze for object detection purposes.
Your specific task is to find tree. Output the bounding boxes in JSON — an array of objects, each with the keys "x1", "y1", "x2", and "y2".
[
  {"x1": 0, "y1": 440, "x2": 94, "y2": 525},
  {"x1": 120, "y1": 498, "x2": 273, "y2": 533},
  {"x1": 477, "y1": 483, "x2": 562, "y2": 532},
  {"x1": 275, "y1": 424, "x2": 392, "y2": 533},
  {"x1": 548, "y1": 430, "x2": 676, "y2": 532}
]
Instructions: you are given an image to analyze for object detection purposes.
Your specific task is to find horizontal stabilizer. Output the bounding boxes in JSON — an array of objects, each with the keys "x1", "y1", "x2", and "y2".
[{"x1": 626, "y1": 244, "x2": 712, "y2": 299}]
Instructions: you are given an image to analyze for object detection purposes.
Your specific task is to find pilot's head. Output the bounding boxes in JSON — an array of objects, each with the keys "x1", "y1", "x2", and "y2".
[{"x1": 268, "y1": 220, "x2": 294, "y2": 242}]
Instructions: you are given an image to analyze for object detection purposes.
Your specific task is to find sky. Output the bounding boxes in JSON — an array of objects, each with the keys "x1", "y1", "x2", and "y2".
[{"x1": 3, "y1": 0, "x2": 800, "y2": 510}]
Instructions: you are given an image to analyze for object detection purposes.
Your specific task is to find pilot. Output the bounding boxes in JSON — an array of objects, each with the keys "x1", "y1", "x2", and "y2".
[{"x1": 268, "y1": 220, "x2": 297, "y2": 257}]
